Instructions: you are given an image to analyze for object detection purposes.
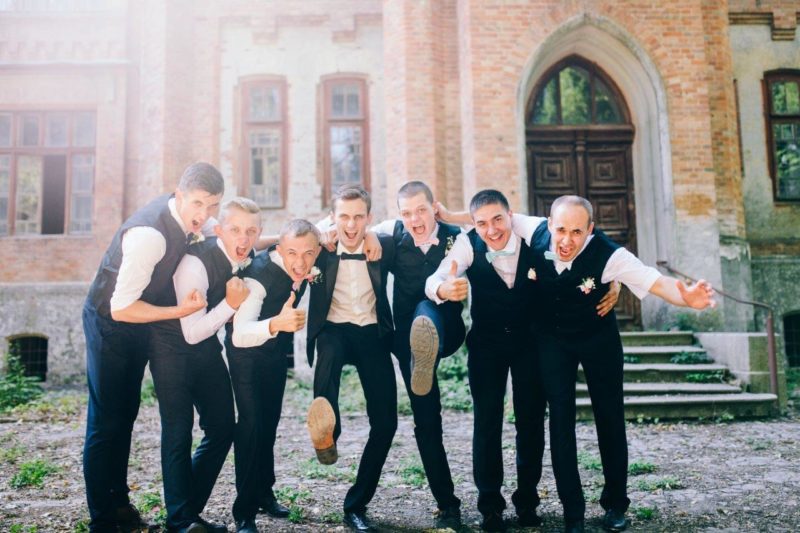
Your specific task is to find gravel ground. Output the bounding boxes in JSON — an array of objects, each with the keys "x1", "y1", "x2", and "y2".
[{"x1": 1, "y1": 377, "x2": 799, "y2": 532}]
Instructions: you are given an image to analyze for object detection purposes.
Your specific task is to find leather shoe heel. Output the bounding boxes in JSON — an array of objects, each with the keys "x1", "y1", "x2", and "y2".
[
  {"x1": 343, "y1": 511, "x2": 375, "y2": 532},
  {"x1": 258, "y1": 497, "x2": 290, "y2": 518},
  {"x1": 235, "y1": 518, "x2": 258, "y2": 533},
  {"x1": 602, "y1": 509, "x2": 627, "y2": 531},
  {"x1": 307, "y1": 397, "x2": 338, "y2": 464}
]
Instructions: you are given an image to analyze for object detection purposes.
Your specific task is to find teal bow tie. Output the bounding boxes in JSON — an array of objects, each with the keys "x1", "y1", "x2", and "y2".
[
  {"x1": 485, "y1": 249, "x2": 514, "y2": 264},
  {"x1": 544, "y1": 250, "x2": 557, "y2": 261}
]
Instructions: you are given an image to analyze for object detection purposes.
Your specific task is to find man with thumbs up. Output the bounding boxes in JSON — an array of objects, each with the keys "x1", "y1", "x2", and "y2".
[
  {"x1": 228, "y1": 218, "x2": 322, "y2": 533},
  {"x1": 150, "y1": 197, "x2": 260, "y2": 533}
]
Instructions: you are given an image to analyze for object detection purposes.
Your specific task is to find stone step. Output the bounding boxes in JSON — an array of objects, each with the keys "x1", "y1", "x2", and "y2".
[
  {"x1": 575, "y1": 382, "x2": 742, "y2": 397},
  {"x1": 577, "y1": 363, "x2": 729, "y2": 383},
  {"x1": 620, "y1": 331, "x2": 694, "y2": 346},
  {"x1": 576, "y1": 393, "x2": 778, "y2": 420},
  {"x1": 623, "y1": 345, "x2": 710, "y2": 364}
]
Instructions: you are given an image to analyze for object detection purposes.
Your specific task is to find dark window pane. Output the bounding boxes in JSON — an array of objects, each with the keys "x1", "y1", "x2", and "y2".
[
  {"x1": 70, "y1": 154, "x2": 94, "y2": 233},
  {"x1": 560, "y1": 67, "x2": 591, "y2": 125},
  {"x1": 786, "y1": 312, "x2": 800, "y2": 367},
  {"x1": 330, "y1": 125, "x2": 362, "y2": 187},
  {"x1": 773, "y1": 122, "x2": 800, "y2": 200},
  {"x1": 249, "y1": 129, "x2": 282, "y2": 207},
  {"x1": 249, "y1": 85, "x2": 280, "y2": 121},
  {"x1": 15, "y1": 155, "x2": 42, "y2": 234},
  {"x1": 45, "y1": 113, "x2": 69, "y2": 147},
  {"x1": 74, "y1": 112, "x2": 96, "y2": 147},
  {"x1": 595, "y1": 78, "x2": 623, "y2": 124},
  {"x1": 0, "y1": 113, "x2": 11, "y2": 147},
  {"x1": 532, "y1": 77, "x2": 558, "y2": 125},
  {"x1": 0, "y1": 155, "x2": 9, "y2": 235},
  {"x1": 331, "y1": 83, "x2": 361, "y2": 118},
  {"x1": 772, "y1": 81, "x2": 800, "y2": 115},
  {"x1": 41, "y1": 154, "x2": 66, "y2": 235},
  {"x1": 9, "y1": 336, "x2": 48, "y2": 381},
  {"x1": 20, "y1": 114, "x2": 40, "y2": 146}
]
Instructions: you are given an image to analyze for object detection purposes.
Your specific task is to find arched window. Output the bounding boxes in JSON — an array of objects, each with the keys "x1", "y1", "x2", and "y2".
[
  {"x1": 764, "y1": 70, "x2": 800, "y2": 201},
  {"x1": 7, "y1": 334, "x2": 48, "y2": 381},
  {"x1": 528, "y1": 57, "x2": 629, "y2": 126},
  {"x1": 785, "y1": 311, "x2": 800, "y2": 367}
]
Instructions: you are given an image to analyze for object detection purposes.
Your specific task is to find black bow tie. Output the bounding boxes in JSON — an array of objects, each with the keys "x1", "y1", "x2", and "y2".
[{"x1": 340, "y1": 253, "x2": 366, "y2": 261}]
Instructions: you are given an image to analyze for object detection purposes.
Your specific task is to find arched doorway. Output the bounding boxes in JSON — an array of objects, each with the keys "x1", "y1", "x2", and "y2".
[{"x1": 525, "y1": 55, "x2": 640, "y2": 327}]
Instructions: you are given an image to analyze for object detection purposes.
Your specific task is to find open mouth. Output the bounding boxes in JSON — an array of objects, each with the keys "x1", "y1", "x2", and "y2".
[
  {"x1": 191, "y1": 220, "x2": 202, "y2": 233},
  {"x1": 343, "y1": 230, "x2": 358, "y2": 241},
  {"x1": 292, "y1": 265, "x2": 307, "y2": 280},
  {"x1": 558, "y1": 245, "x2": 573, "y2": 259},
  {"x1": 235, "y1": 246, "x2": 248, "y2": 260},
  {"x1": 411, "y1": 224, "x2": 427, "y2": 237}
]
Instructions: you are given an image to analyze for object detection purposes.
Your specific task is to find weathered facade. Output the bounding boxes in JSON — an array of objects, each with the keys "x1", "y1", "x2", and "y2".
[{"x1": 0, "y1": 0, "x2": 798, "y2": 381}]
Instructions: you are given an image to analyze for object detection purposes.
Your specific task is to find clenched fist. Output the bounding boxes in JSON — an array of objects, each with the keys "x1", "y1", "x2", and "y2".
[
  {"x1": 178, "y1": 289, "x2": 207, "y2": 317},
  {"x1": 225, "y1": 277, "x2": 250, "y2": 310}
]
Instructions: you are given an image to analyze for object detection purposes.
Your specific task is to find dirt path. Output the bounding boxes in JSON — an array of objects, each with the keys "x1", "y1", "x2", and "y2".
[{"x1": 1, "y1": 380, "x2": 799, "y2": 532}]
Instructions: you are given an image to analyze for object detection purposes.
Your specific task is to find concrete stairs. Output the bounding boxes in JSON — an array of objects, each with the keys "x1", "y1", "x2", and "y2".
[{"x1": 575, "y1": 331, "x2": 778, "y2": 421}]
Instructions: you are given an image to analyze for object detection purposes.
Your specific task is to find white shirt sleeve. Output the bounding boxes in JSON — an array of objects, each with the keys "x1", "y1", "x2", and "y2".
[
  {"x1": 109, "y1": 226, "x2": 167, "y2": 312},
  {"x1": 601, "y1": 248, "x2": 662, "y2": 300},
  {"x1": 231, "y1": 277, "x2": 277, "y2": 347},
  {"x1": 174, "y1": 255, "x2": 236, "y2": 345},
  {"x1": 371, "y1": 218, "x2": 399, "y2": 236},
  {"x1": 424, "y1": 232, "x2": 473, "y2": 304},
  {"x1": 511, "y1": 213, "x2": 547, "y2": 246}
]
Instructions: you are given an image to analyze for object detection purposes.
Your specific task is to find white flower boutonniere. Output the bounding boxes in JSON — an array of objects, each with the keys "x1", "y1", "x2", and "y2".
[
  {"x1": 445, "y1": 235, "x2": 455, "y2": 254},
  {"x1": 308, "y1": 266, "x2": 323, "y2": 285},
  {"x1": 577, "y1": 277, "x2": 596, "y2": 294},
  {"x1": 527, "y1": 268, "x2": 537, "y2": 281},
  {"x1": 187, "y1": 232, "x2": 205, "y2": 245}
]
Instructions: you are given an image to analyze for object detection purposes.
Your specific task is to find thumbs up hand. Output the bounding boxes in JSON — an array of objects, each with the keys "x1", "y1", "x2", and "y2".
[
  {"x1": 268, "y1": 292, "x2": 307, "y2": 334},
  {"x1": 436, "y1": 260, "x2": 469, "y2": 302}
]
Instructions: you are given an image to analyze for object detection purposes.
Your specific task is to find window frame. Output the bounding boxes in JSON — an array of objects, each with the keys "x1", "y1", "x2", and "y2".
[
  {"x1": 238, "y1": 76, "x2": 288, "y2": 209},
  {"x1": 0, "y1": 109, "x2": 96, "y2": 237},
  {"x1": 763, "y1": 69, "x2": 800, "y2": 203},
  {"x1": 320, "y1": 74, "x2": 370, "y2": 205}
]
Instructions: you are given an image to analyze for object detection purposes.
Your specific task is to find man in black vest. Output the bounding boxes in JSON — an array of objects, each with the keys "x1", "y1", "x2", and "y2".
[
  {"x1": 305, "y1": 185, "x2": 396, "y2": 533},
  {"x1": 371, "y1": 181, "x2": 465, "y2": 528},
  {"x1": 82, "y1": 162, "x2": 223, "y2": 532},
  {"x1": 520, "y1": 195, "x2": 715, "y2": 533},
  {"x1": 226, "y1": 218, "x2": 321, "y2": 533},
  {"x1": 149, "y1": 198, "x2": 259, "y2": 532},
  {"x1": 425, "y1": 189, "x2": 546, "y2": 532}
]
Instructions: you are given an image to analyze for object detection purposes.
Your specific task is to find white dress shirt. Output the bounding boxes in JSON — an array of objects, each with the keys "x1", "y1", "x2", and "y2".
[
  {"x1": 511, "y1": 214, "x2": 661, "y2": 299},
  {"x1": 232, "y1": 250, "x2": 294, "y2": 348},
  {"x1": 173, "y1": 238, "x2": 238, "y2": 345},
  {"x1": 327, "y1": 242, "x2": 378, "y2": 326},
  {"x1": 425, "y1": 232, "x2": 522, "y2": 304},
  {"x1": 109, "y1": 197, "x2": 216, "y2": 312}
]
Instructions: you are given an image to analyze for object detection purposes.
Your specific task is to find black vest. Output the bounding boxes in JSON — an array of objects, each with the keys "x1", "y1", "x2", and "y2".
[
  {"x1": 227, "y1": 250, "x2": 306, "y2": 356},
  {"x1": 188, "y1": 237, "x2": 237, "y2": 312},
  {"x1": 390, "y1": 220, "x2": 462, "y2": 328},
  {"x1": 86, "y1": 194, "x2": 186, "y2": 318},
  {"x1": 528, "y1": 220, "x2": 619, "y2": 337},
  {"x1": 306, "y1": 234, "x2": 395, "y2": 366},
  {"x1": 465, "y1": 229, "x2": 534, "y2": 334}
]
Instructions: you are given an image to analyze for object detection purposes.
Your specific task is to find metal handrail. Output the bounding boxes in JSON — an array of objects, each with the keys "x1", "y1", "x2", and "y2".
[{"x1": 656, "y1": 261, "x2": 778, "y2": 396}]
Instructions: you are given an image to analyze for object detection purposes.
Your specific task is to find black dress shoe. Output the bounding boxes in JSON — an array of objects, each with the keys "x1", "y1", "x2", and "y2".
[
  {"x1": 235, "y1": 518, "x2": 258, "y2": 533},
  {"x1": 435, "y1": 504, "x2": 461, "y2": 529},
  {"x1": 565, "y1": 519, "x2": 585, "y2": 533},
  {"x1": 517, "y1": 508, "x2": 543, "y2": 527},
  {"x1": 258, "y1": 497, "x2": 290, "y2": 518},
  {"x1": 195, "y1": 517, "x2": 227, "y2": 533},
  {"x1": 343, "y1": 511, "x2": 375, "y2": 532},
  {"x1": 115, "y1": 504, "x2": 153, "y2": 532},
  {"x1": 480, "y1": 511, "x2": 507, "y2": 532},
  {"x1": 602, "y1": 509, "x2": 627, "y2": 531}
]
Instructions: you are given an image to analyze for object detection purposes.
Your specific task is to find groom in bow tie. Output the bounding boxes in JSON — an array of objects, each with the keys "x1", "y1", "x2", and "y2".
[{"x1": 149, "y1": 197, "x2": 261, "y2": 532}]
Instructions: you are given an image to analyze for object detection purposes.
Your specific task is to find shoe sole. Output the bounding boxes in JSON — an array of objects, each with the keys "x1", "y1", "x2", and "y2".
[
  {"x1": 307, "y1": 397, "x2": 338, "y2": 464},
  {"x1": 410, "y1": 315, "x2": 438, "y2": 396}
]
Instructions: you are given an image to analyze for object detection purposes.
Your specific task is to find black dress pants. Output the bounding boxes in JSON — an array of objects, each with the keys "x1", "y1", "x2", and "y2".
[
  {"x1": 149, "y1": 331, "x2": 235, "y2": 530},
  {"x1": 466, "y1": 328, "x2": 546, "y2": 516},
  {"x1": 313, "y1": 322, "x2": 398, "y2": 514},
  {"x1": 226, "y1": 340, "x2": 289, "y2": 522},
  {"x1": 536, "y1": 326, "x2": 630, "y2": 523}
]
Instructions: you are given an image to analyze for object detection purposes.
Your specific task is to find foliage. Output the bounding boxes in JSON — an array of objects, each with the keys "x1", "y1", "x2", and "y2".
[
  {"x1": 670, "y1": 351, "x2": 712, "y2": 365},
  {"x1": 0, "y1": 442, "x2": 26, "y2": 464},
  {"x1": 140, "y1": 378, "x2": 158, "y2": 407},
  {"x1": 10, "y1": 459, "x2": 59, "y2": 489},
  {"x1": 628, "y1": 461, "x2": 657, "y2": 475},
  {"x1": 0, "y1": 350, "x2": 43, "y2": 413},
  {"x1": 398, "y1": 458, "x2": 427, "y2": 488},
  {"x1": 322, "y1": 511, "x2": 343, "y2": 524},
  {"x1": 9, "y1": 525, "x2": 38, "y2": 533},
  {"x1": 666, "y1": 309, "x2": 722, "y2": 332},
  {"x1": 787, "y1": 368, "x2": 800, "y2": 395},
  {"x1": 437, "y1": 348, "x2": 473, "y2": 412},
  {"x1": 10, "y1": 391, "x2": 85, "y2": 420},
  {"x1": 577, "y1": 451, "x2": 602, "y2": 471},
  {"x1": 135, "y1": 491, "x2": 163, "y2": 514},
  {"x1": 633, "y1": 506, "x2": 657, "y2": 520},
  {"x1": 299, "y1": 457, "x2": 356, "y2": 482},
  {"x1": 685, "y1": 371, "x2": 725, "y2": 383},
  {"x1": 636, "y1": 476, "x2": 684, "y2": 491},
  {"x1": 623, "y1": 355, "x2": 641, "y2": 364},
  {"x1": 274, "y1": 487, "x2": 310, "y2": 524}
]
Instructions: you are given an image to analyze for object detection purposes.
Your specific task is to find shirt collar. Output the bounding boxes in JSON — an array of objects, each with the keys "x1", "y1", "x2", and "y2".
[
  {"x1": 336, "y1": 241, "x2": 365, "y2": 255},
  {"x1": 486, "y1": 233, "x2": 518, "y2": 254},
  {"x1": 168, "y1": 197, "x2": 189, "y2": 234},
  {"x1": 215, "y1": 237, "x2": 240, "y2": 272},
  {"x1": 549, "y1": 234, "x2": 595, "y2": 271}
]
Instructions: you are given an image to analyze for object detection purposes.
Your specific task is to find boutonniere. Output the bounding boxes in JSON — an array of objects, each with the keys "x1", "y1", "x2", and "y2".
[
  {"x1": 577, "y1": 277, "x2": 596, "y2": 294},
  {"x1": 527, "y1": 267, "x2": 537, "y2": 281},
  {"x1": 187, "y1": 232, "x2": 205, "y2": 245},
  {"x1": 308, "y1": 266, "x2": 323, "y2": 285},
  {"x1": 445, "y1": 235, "x2": 455, "y2": 254}
]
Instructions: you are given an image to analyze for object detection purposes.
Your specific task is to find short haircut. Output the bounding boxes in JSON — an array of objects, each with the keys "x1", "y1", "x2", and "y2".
[
  {"x1": 331, "y1": 184, "x2": 371, "y2": 213},
  {"x1": 279, "y1": 218, "x2": 321, "y2": 245},
  {"x1": 219, "y1": 197, "x2": 261, "y2": 225},
  {"x1": 550, "y1": 195, "x2": 593, "y2": 225},
  {"x1": 177, "y1": 162, "x2": 224, "y2": 195},
  {"x1": 469, "y1": 189, "x2": 510, "y2": 215},
  {"x1": 397, "y1": 181, "x2": 433, "y2": 206}
]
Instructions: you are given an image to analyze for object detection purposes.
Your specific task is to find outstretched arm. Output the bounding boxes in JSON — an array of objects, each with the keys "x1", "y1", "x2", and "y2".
[{"x1": 649, "y1": 276, "x2": 715, "y2": 309}]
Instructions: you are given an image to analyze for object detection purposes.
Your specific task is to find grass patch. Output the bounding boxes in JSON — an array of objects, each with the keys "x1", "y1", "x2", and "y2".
[
  {"x1": 577, "y1": 451, "x2": 602, "y2": 471},
  {"x1": 338, "y1": 367, "x2": 366, "y2": 414},
  {"x1": 0, "y1": 442, "x2": 26, "y2": 464},
  {"x1": 274, "y1": 487, "x2": 310, "y2": 524},
  {"x1": 10, "y1": 459, "x2": 59, "y2": 489},
  {"x1": 322, "y1": 511, "x2": 344, "y2": 524},
  {"x1": 633, "y1": 505, "x2": 657, "y2": 520},
  {"x1": 636, "y1": 476, "x2": 684, "y2": 491},
  {"x1": 0, "y1": 351, "x2": 43, "y2": 413},
  {"x1": 788, "y1": 368, "x2": 800, "y2": 395},
  {"x1": 10, "y1": 391, "x2": 86, "y2": 419},
  {"x1": 9, "y1": 525, "x2": 39, "y2": 533},
  {"x1": 140, "y1": 378, "x2": 158, "y2": 406},
  {"x1": 437, "y1": 348, "x2": 472, "y2": 412},
  {"x1": 628, "y1": 461, "x2": 657, "y2": 475},
  {"x1": 398, "y1": 458, "x2": 427, "y2": 488},
  {"x1": 670, "y1": 351, "x2": 712, "y2": 365},
  {"x1": 135, "y1": 491, "x2": 163, "y2": 514},
  {"x1": 685, "y1": 371, "x2": 725, "y2": 383},
  {"x1": 299, "y1": 457, "x2": 356, "y2": 482},
  {"x1": 623, "y1": 355, "x2": 641, "y2": 364},
  {"x1": 746, "y1": 437, "x2": 770, "y2": 451}
]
